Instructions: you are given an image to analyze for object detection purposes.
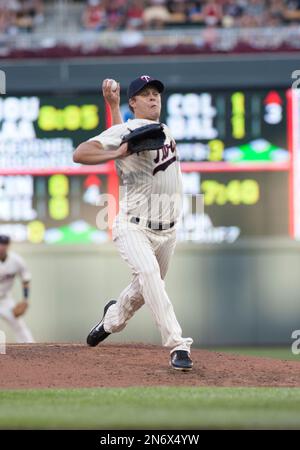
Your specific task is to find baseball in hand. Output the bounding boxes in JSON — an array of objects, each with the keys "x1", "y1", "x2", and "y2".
[{"x1": 110, "y1": 80, "x2": 118, "y2": 92}]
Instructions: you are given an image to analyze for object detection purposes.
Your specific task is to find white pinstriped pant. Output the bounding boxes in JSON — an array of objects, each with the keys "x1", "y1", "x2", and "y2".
[
  {"x1": 0, "y1": 297, "x2": 34, "y2": 343},
  {"x1": 104, "y1": 218, "x2": 193, "y2": 354}
]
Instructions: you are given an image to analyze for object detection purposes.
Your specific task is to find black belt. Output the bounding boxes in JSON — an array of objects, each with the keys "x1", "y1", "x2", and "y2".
[{"x1": 130, "y1": 216, "x2": 175, "y2": 230}]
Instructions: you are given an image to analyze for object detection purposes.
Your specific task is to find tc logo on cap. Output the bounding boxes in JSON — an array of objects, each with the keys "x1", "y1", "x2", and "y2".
[{"x1": 127, "y1": 76, "x2": 164, "y2": 99}]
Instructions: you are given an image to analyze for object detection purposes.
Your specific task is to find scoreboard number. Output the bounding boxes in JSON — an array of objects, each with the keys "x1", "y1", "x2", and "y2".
[
  {"x1": 201, "y1": 179, "x2": 260, "y2": 206},
  {"x1": 38, "y1": 104, "x2": 99, "y2": 131}
]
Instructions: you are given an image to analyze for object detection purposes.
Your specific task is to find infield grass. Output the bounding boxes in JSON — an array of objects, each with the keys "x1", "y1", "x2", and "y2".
[
  {"x1": 0, "y1": 387, "x2": 300, "y2": 429},
  {"x1": 209, "y1": 347, "x2": 300, "y2": 361}
]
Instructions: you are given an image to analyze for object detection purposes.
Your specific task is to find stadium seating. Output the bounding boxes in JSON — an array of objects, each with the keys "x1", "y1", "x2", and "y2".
[{"x1": 0, "y1": 0, "x2": 300, "y2": 58}]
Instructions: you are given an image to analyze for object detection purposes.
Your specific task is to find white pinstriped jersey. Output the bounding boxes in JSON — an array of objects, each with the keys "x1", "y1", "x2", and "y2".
[
  {"x1": 89, "y1": 119, "x2": 183, "y2": 223},
  {"x1": 0, "y1": 252, "x2": 31, "y2": 299}
]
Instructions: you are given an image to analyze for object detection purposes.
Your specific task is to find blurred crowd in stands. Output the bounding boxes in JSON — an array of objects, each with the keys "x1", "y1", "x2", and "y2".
[
  {"x1": 0, "y1": 0, "x2": 44, "y2": 34},
  {"x1": 82, "y1": 0, "x2": 300, "y2": 31},
  {"x1": 1, "y1": 0, "x2": 300, "y2": 36}
]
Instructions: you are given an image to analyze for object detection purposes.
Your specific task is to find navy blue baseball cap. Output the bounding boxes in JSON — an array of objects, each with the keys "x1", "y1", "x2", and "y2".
[
  {"x1": 0, "y1": 235, "x2": 10, "y2": 245},
  {"x1": 127, "y1": 75, "x2": 164, "y2": 100}
]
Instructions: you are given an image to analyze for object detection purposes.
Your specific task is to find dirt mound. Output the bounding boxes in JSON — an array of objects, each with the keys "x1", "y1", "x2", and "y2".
[{"x1": 1, "y1": 343, "x2": 300, "y2": 389}]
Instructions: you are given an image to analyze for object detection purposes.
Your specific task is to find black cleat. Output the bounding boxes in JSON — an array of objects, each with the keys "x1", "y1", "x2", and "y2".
[
  {"x1": 86, "y1": 300, "x2": 117, "y2": 347},
  {"x1": 170, "y1": 350, "x2": 193, "y2": 371}
]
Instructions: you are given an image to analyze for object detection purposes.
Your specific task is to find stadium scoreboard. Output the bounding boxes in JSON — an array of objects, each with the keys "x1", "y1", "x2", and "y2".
[{"x1": 0, "y1": 88, "x2": 296, "y2": 244}]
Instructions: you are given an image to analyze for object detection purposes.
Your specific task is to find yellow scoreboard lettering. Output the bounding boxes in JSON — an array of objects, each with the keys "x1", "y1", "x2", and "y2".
[
  {"x1": 38, "y1": 104, "x2": 99, "y2": 131},
  {"x1": 56, "y1": 109, "x2": 65, "y2": 131},
  {"x1": 231, "y1": 92, "x2": 245, "y2": 139},
  {"x1": 231, "y1": 116, "x2": 245, "y2": 139},
  {"x1": 64, "y1": 105, "x2": 81, "y2": 131},
  {"x1": 81, "y1": 105, "x2": 99, "y2": 130},
  {"x1": 49, "y1": 174, "x2": 69, "y2": 197},
  {"x1": 201, "y1": 180, "x2": 219, "y2": 205},
  {"x1": 49, "y1": 197, "x2": 69, "y2": 220},
  {"x1": 38, "y1": 106, "x2": 57, "y2": 131},
  {"x1": 201, "y1": 179, "x2": 260, "y2": 206},
  {"x1": 27, "y1": 221, "x2": 45, "y2": 244},
  {"x1": 216, "y1": 184, "x2": 227, "y2": 205},
  {"x1": 231, "y1": 92, "x2": 245, "y2": 114},
  {"x1": 241, "y1": 179, "x2": 260, "y2": 204},
  {"x1": 227, "y1": 180, "x2": 241, "y2": 205},
  {"x1": 48, "y1": 174, "x2": 69, "y2": 220},
  {"x1": 208, "y1": 140, "x2": 224, "y2": 161}
]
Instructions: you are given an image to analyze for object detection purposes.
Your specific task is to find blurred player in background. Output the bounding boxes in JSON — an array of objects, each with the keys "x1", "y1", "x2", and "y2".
[{"x1": 0, "y1": 235, "x2": 34, "y2": 343}]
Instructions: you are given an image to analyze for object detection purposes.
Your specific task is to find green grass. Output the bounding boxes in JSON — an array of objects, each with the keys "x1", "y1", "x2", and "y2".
[
  {"x1": 209, "y1": 347, "x2": 300, "y2": 361},
  {"x1": 1, "y1": 387, "x2": 300, "y2": 429}
]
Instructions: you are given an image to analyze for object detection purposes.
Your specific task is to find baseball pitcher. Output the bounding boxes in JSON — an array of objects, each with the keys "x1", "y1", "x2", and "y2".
[
  {"x1": 74, "y1": 75, "x2": 193, "y2": 371},
  {"x1": 0, "y1": 235, "x2": 34, "y2": 343}
]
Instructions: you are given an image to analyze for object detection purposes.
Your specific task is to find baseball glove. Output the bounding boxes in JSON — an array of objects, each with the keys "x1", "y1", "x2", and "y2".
[
  {"x1": 122, "y1": 123, "x2": 166, "y2": 154},
  {"x1": 13, "y1": 301, "x2": 28, "y2": 318}
]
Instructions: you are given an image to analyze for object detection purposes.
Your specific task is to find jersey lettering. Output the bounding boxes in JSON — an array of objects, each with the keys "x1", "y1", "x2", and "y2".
[
  {"x1": 0, "y1": 273, "x2": 15, "y2": 282},
  {"x1": 153, "y1": 141, "x2": 177, "y2": 175}
]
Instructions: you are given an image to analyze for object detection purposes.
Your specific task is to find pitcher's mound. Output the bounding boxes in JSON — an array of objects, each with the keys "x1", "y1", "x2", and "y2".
[{"x1": 1, "y1": 343, "x2": 300, "y2": 389}]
